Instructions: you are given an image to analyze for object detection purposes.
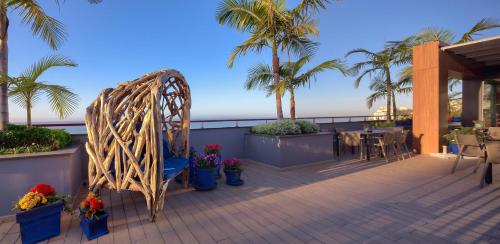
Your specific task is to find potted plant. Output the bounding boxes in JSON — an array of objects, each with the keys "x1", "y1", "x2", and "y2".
[
  {"x1": 443, "y1": 129, "x2": 459, "y2": 154},
  {"x1": 443, "y1": 127, "x2": 483, "y2": 155},
  {"x1": 194, "y1": 154, "x2": 218, "y2": 191},
  {"x1": 204, "y1": 144, "x2": 222, "y2": 179},
  {"x1": 14, "y1": 184, "x2": 70, "y2": 244},
  {"x1": 79, "y1": 192, "x2": 109, "y2": 240},
  {"x1": 223, "y1": 158, "x2": 244, "y2": 186}
]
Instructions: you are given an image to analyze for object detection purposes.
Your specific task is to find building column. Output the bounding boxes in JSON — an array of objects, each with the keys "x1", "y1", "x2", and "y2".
[
  {"x1": 462, "y1": 80, "x2": 482, "y2": 126},
  {"x1": 412, "y1": 42, "x2": 449, "y2": 154}
]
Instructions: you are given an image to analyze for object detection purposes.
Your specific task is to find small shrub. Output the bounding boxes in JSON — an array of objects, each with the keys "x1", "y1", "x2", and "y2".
[
  {"x1": 295, "y1": 120, "x2": 320, "y2": 134},
  {"x1": 0, "y1": 125, "x2": 71, "y2": 155},
  {"x1": 251, "y1": 120, "x2": 318, "y2": 136}
]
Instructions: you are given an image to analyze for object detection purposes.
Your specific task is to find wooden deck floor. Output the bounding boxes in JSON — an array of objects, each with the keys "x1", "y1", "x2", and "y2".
[{"x1": 1, "y1": 155, "x2": 499, "y2": 243}]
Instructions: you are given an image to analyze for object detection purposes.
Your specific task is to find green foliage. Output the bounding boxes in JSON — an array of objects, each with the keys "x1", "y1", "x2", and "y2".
[
  {"x1": 442, "y1": 127, "x2": 483, "y2": 144},
  {"x1": 294, "y1": 120, "x2": 320, "y2": 133},
  {"x1": 367, "y1": 120, "x2": 395, "y2": 128},
  {"x1": 251, "y1": 120, "x2": 319, "y2": 136},
  {"x1": 0, "y1": 124, "x2": 71, "y2": 154}
]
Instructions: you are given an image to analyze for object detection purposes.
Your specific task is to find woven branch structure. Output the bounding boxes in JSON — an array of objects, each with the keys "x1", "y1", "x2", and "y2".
[{"x1": 85, "y1": 70, "x2": 191, "y2": 221}]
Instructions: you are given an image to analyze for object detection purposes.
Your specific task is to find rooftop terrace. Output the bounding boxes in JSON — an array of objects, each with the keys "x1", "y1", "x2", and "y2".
[{"x1": 1, "y1": 155, "x2": 498, "y2": 243}]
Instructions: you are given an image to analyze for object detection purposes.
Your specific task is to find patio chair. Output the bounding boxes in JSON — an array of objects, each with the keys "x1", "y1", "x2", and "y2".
[
  {"x1": 372, "y1": 132, "x2": 397, "y2": 163},
  {"x1": 480, "y1": 143, "x2": 500, "y2": 188},
  {"x1": 395, "y1": 130, "x2": 412, "y2": 159},
  {"x1": 339, "y1": 131, "x2": 364, "y2": 160},
  {"x1": 486, "y1": 127, "x2": 500, "y2": 141},
  {"x1": 85, "y1": 70, "x2": 191, "y2": 221},
  {"x1": 451, "y1": 134, "x2": 485, "y2": 174}
]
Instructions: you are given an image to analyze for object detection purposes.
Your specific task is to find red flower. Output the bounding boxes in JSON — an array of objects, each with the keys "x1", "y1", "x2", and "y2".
[
  {"x1": 29, "y1": 184, "x2": 55, "y2": 196},
  {"x1": 89, "y1": 198, "x2": 103, "y2": 212}
]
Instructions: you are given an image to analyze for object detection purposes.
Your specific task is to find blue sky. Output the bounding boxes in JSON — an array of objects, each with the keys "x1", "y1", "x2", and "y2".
[{"x1": 7, "y1": 0, "x2": 500, "y2": 122}]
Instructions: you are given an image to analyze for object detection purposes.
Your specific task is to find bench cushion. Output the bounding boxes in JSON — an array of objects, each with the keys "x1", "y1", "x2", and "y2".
[{"x1": 163, "y1": 157, "x2": 189, "y2": 179}]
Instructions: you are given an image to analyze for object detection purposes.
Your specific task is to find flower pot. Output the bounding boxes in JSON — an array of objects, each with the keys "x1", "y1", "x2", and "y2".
[
  {"x1": 224, "y1": 169, "x2": 244, "y2": 186},
  {"x1": 16, "y1": 200, "x2": 63, "y2": 244},
  {"x1": 80, "y1": 212, "x2": 109, "y2": 241},
  {"x1": 449, "y1": 143, "x2": 459, "y2": 155},
  {"x1": 195, "y1": 167, "x2": 217, "y2": 191}
]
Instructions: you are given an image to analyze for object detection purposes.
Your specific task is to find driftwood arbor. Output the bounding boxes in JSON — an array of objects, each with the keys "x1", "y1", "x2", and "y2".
[{"x1": 85, "y1": 70, "x2": 191, "y2": 221}]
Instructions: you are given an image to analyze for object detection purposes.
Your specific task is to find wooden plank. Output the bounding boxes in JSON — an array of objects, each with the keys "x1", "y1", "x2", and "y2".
[
  {"x1": 108, "y1": 190, "x2": 131, "y2": 244},
  {"x1": 130, "y1": 191, "x2": 165, "y2": 243},
  {"x1": 121, "y1": 192, "x2": 147, "y2": 243}
]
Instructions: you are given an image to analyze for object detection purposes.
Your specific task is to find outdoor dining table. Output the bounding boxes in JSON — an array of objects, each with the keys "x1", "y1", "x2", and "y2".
[{"x1": 337, "y1": 129, "x2": 386, "y2": 161}]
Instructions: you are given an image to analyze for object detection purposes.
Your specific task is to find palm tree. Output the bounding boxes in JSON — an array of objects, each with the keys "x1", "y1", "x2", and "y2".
[
  {"x1": 392, "y1": 18, "x2": 500, "y2": 86},
  {"x1": 346, "y1": 48, "x2": 400, "y2": 121},
  {"x1": 216, "y1": 0, "x2": 329, "y2": 119},
  {"x1": 246, "y1": 55, "x2": 345, "y2": 119},
  {"x1": 0, "y1": 55, "x2": 78, "y2": 127},
  {"x1": 366, "y1": 74, "x2": 412, "y2": 119},
  {"x1": 0, "y1": 0, "x2": 100, "y2": 130}
]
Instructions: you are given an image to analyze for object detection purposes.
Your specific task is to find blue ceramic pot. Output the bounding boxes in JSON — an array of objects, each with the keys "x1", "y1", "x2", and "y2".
[
  {"x1": 195, "y1": 167, "x2": 217, "y2": 191},
  {"x1": 80, "y1": 212, "x2": 109, "y2": 241},
  {"x1": 224, "y1": 169, "x2": 243, "y2": 186},
  {"x1": 16, "y1": 200, "x2": 63, "y2": 244},
  {"x1": 449, "y1": 143, "x2": 459, "y2": 155}
]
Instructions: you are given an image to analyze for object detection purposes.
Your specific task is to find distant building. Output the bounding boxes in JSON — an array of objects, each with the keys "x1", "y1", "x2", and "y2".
[{"x1": 371, "y1": 106, "x2": 413, "y2": 120}]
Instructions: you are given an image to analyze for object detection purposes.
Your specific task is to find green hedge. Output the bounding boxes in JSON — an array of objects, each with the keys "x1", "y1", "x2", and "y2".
[
  {"x1": 0, "y1": 124, "x2": 71, "y2": 154},
  {"x1": 251, "y1": 120, "x2": 319, "y2": 136}
]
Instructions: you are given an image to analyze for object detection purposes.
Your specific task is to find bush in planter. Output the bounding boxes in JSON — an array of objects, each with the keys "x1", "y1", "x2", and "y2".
[
  {"x1": 79, "y1": 192, "x2": 109, "y2": 240},
  {"x1": 14, "y1": 184, "x2": 71, "y2": 244},
  {"x1": 251, "y1": 120, "x2": 318, "y2": 136},
  {"x1": 0, "y1": 124, "x2": 71, "y2": 154}
]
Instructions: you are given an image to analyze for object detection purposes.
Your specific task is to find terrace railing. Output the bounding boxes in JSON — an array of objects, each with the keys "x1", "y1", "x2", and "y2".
[{"x1": 31, "y1": 115, "x2": 410, "y2": 134}]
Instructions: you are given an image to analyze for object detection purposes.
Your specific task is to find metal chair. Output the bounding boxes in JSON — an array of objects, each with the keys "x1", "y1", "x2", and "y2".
[
  {"x1": 486, "y1": 127, "x2": 500, "y2": 141},
  {"x1": 480, "y1": 143, "x2": 500, "y2": 188},
  {"x1": 451, "y1": 134, "x2": 485, "y2": 174},
  {"x1": 373, "y1": 132, "x2": 397, "y2": 163},
  {"x1": 395, "y1": 130, "x2": 412, "y2": 159}
]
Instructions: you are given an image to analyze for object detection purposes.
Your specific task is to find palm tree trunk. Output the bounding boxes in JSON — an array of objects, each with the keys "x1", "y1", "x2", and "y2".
[
  {"x1": 392, "y1": 90, "x2": 397, "y2": 121},
  {"x1": 272, "y1": 39, "x2": 284, "y2": 120},
  {"x1": 0, "y1": 10, "x2": 8, "y2": 130},
  {"x1": 290, "y1": 88, "x2": 296, "y2": 120},
  {"x1": 385, "y1": 66, "x2": 392, "y2": 122},
  {"x1": 26, "y1": 102, "x2": 32, "y2": 128}
]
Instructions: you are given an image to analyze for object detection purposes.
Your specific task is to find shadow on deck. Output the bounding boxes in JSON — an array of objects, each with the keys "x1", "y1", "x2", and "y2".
[{"x1": 1, "y1": 155, "x2": 499, "y2": 243}]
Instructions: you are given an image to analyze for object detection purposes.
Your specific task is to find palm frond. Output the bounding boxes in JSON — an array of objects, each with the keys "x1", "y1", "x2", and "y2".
[
  {"x1": 9, "y1": 0, "x2": 66, "y2": 49},
  {"x1": 216, "y1": 0, "x2": 265, "y2": 32},
  {"x1": 227, "y1": 32, "x2": 268, "y2": 68},
  {"x1": 292, "y1": 0, "x2": 331, "y2": 15},
  {"x1": 456, "y1": 18, "x2": 500, "y2": 44},
  {"x1": 295, "y1": 59, "x2": 346, "y2": 87},
  {"x1": 21, "y1": 55, "x2": 77, "y2": 82},
  {"x1": 245, "y1": 63, "x2": 274, "y2": 90},
  {"x1": 41, "y1": 84, "x2": 79, "y2": 119}
]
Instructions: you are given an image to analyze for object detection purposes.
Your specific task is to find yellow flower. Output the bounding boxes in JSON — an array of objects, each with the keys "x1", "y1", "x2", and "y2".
[{"x1": 17, "y1": 192, "x2": 47, "y2": 211}]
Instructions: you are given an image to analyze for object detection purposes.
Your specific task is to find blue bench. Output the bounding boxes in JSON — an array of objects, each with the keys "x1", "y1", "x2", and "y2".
[{"x1": 162, "y1": 139, "x2": 189, "y2": 181}]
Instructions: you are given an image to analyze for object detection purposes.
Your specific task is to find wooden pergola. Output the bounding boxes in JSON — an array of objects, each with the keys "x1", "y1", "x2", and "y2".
[{"x1": 412, "y1": 36, "x2": 500, "y2": 154}]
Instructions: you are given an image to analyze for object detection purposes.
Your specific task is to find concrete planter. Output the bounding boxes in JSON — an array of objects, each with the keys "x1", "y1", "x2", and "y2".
[
  {"x1": 244, "y1": 133, "x2": 334, "y2": 168},
  {"x1": 0, "y1": 145, "x2": 83, "y2": 217}
]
